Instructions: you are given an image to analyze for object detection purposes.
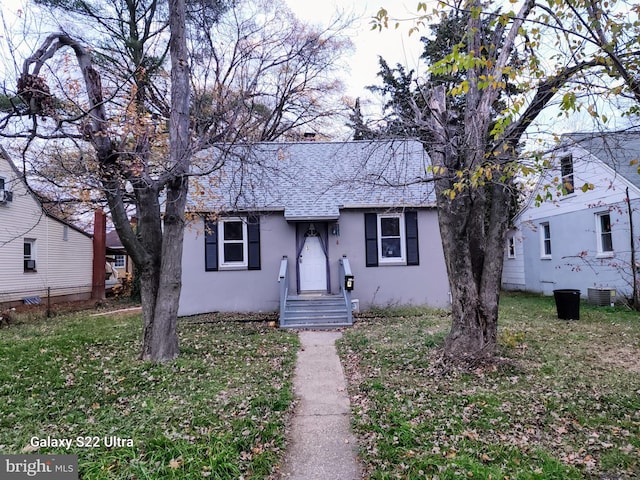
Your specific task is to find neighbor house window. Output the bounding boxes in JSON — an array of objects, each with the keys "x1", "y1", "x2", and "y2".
[
  {"x1": 63, "y1": 225, "x2": 69, "y2": 241},
  {"x1": 507, "y1": 235, "x2": 516, "y2": 259},
  {"x1": 114, "y1": 255, "x2": 126, "y2": 269},
  {"x1": 24, "y1": 238, "x2": 36, "y2": 271},
  {"x1": 364, "y1": 212, "x2": 419, "y2": 267},
  {"x1": 204, "y1": 216, "x2": 261, "y2": 271},
  {"x1": 561, "y1": 155, "x2": 574, "y2": 194},
  {"x1": 596, "y1": 212, "x2": 613, "y2": 254},
  {"x1": 540, "y1": 222, "x2": 552, "y2": 258}
]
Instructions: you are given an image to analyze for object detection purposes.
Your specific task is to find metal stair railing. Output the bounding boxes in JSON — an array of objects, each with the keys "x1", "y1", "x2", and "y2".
[
  {"x1": 278, "y1": 256, "x2": 289, "y2": 325},
  {"x1": 339, "y1": 256, "x2": 354, "y2": 325}
]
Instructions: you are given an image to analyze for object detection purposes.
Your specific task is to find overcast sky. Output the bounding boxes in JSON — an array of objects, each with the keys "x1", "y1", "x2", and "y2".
[{"x1": 284, "y1": 0, "x2": 424, "y2": 107}]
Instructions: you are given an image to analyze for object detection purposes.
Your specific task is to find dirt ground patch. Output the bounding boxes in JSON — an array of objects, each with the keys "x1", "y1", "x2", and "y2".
[
  {"x1": 1, "y1": 298, "x2": 140, "y2": 325},
  {"x1": 593, "y1": 344, "x2": 640, "y2": 373}
]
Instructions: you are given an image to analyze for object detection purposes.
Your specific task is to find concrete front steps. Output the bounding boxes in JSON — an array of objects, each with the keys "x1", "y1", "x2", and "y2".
[{"x1": 280, "y1": 294, "x2": 352, "y2": 329}]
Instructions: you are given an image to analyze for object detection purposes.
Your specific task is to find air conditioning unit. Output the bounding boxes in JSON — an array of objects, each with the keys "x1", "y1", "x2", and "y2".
[
  {"x1": 0, "y1": 189, "x2": 13, "y2": 203},
  {"x1": 587, "y1": 288, "x2": 616, "y2": 306},
  {"x1": 24, "y1": 259, "x2": 36, "y2": 271}
]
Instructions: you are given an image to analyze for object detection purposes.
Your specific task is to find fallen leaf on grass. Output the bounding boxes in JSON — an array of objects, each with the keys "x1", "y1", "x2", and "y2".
[
  {"x1": 21, "y1": 444, "x2": 38, "y2": 453},
  {"x1": 462, "y1": 430, "x2": 480, "y2": 441}
]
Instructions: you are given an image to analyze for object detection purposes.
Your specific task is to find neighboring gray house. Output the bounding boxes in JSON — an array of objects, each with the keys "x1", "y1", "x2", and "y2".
[
  {"x1": 502, "y1": 131, "x2": 640, "y2": 303},
  {"x1": 178, "y1": 140, "x2": 450, "y2": 325}
]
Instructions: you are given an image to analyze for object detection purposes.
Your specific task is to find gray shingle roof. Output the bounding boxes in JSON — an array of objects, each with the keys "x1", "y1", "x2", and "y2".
[
  {"x1": 189, "y1": 140, "x2": 435, "y2": 219},
  {"x1": 564, "y1": 131, "x2": 640, "y2": 189}
]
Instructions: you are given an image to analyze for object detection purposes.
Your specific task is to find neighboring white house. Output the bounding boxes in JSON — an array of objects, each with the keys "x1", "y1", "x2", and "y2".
[
  {"x1": 179, "y1": 139, "x2": 450, "y2": 320},
  {"x1": 502, "y1": 131, "x2": 640, "y2": 303},
  {"x1": 0, "y1": 146, "x2": 95, "y2": 306}
]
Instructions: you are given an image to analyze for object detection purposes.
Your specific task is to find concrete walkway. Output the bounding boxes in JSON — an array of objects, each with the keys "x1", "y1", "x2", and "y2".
[{"x1": 279, "y1": 331, "x2": 361, "y2": 479}]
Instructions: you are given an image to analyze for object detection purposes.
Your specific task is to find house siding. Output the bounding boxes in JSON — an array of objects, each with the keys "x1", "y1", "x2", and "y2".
[
  {"x1": 0, "y1": 156, "x2": 94, "y2": 304},
  {"x1": 502, "y1": 228, "x2": 526, "y2": 290},
  {"x1": 507, "y1": 139, "x2": 640, "y2": 300},
  {"x1": 519, "y1": 199, "x2": 640, "y2": 298},
  {"x1": 178, "y1": 208, "x2": 450, "y2": 316}
]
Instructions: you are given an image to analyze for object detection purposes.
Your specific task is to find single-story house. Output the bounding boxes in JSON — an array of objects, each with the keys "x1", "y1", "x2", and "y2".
[
  {"x1": 502, "y1": 131, "x2": 640, "y2": 304},
  {"x1": 0, "y1": 146, "x2": 96, "y2": 307},
  {"x1": 178, "y1": 140, "x2": 450, "y2": 325}
]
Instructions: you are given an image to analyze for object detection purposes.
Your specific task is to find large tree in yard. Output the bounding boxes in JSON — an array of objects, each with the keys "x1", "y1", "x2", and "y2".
[
  {"x1": 11, "y1": 0, "x2": 192, "y2": 362},
  {"x1": 372, "y1": 0, "x2": 640, "y2": 363},
  {"x1": 2, "y1": 0, "x2": 352, "y2": 362}
]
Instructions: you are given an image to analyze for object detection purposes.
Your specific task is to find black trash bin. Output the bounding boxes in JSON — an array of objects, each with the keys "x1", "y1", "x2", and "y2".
[{"x1": 553, "y1": 289, "x2": 581, "y2": 320}]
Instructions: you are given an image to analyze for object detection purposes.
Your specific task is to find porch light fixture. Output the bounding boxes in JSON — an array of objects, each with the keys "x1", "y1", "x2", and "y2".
[{"x1": 331, "y1": 222, "x2": 340, "y2": 236}]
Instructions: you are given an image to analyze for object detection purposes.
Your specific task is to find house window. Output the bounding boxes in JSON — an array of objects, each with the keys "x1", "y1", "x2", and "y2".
[
  {"x1": 507, "y1": 235, "x2": 516, "y2": 259},
  {"x1": 114, "y1": 255, "x2": 126, "y2": 268},
  {"x1": 378, "y1": 214, "x2": 405, "y2": 263},
  {"x1": 364, "y1": 212, "x2": 419, "y2": 267},
  {"x1": 540, "y1": 222, "x2": 552, "y2": 258},
  {"x1": 63, "y1": 225, "x2": 69, "y2": 241},
  {"x1": 24, "y1": 238, "x2": 37, "y2": 271},
  {"x1": 220, "y1": 218, "x2": 248, "y2": 267},
  {"x1": 560, "y1": 155, "x2": 574, "y2": 195},
  {"x1": 596, "y1": 212, "x2": 613, "y2": 254},
  {"x1": 204, "y1": 216, "x2": 261, "y2": 271}
]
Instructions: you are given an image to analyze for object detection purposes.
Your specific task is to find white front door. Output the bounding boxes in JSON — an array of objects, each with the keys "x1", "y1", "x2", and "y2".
[{"x1": 299, "y1": 233, "x2": 327, "y2": 292}]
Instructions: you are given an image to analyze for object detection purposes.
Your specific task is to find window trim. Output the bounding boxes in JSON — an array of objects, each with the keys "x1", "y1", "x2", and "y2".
[
  {"x1": 560, "y1": 155, "x2": 575, "y2": 195},
  {"x1": 114, "y1": 254, "x2": 126, "y2": 269},
  {"x1": 540, "y1": 222, "x2": 552, "y2": 259},
  {"x1": 218, "y1": 217, "x2": 249, "y2": 269},
  {"x1": 595, "y1": 212, "x2": 614, "y2": 257},
  {"x1": 507, "y1": 235, "x2": 516, "y2": 259},
  {"x1": 377, "y1": 213, "x2": 406, "y2": 265},
  {"x1": 24, "y1": 238, "x2": 37, "y2": 272}
]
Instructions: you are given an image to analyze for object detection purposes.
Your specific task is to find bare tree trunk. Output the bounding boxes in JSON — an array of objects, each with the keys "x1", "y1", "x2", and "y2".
[
  {"x1": 140, "y1": 0, "x2": 191, "y2": 362},
  {"x1": 428, "y1": 85, "x2": 513, "y2": 363},
  {"x1": 20, "y1": 23, "x2": 190, "y2": 362},
  {"x1": 436, "y1": 180, "x2": 511, "y2": 361}
]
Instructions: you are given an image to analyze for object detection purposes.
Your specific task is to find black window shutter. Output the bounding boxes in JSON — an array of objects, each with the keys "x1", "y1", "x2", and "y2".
[
  {"x1": 247, "y1": 216, "x2": 261, "y2": 270},
  {"x1": 204, "y1": 220, "x2": 218, "y2": 271},
  {"x1": 405, "y1": 211, "x2": 419, "y2": 265},
  {"x1": 364, "y1": 213, "x2": 378, "y2": 267}
]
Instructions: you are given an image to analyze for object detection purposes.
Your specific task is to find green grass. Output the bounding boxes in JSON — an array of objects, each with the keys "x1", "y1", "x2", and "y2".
[
  {"x1": 340, "y1": 292, "x2": 640, "y2": 479},
  {"x1": 0, "y1": 309, "x2": 299, "y2": 479}
]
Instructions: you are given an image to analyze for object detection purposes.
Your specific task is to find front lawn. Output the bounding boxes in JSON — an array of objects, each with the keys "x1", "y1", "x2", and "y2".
[
  {"x1": 339, "y1": 293, "x2": 640, "y2": 479},
  {"x1": 0, "y1": 310, "x2": 299, "y2": 479}
]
